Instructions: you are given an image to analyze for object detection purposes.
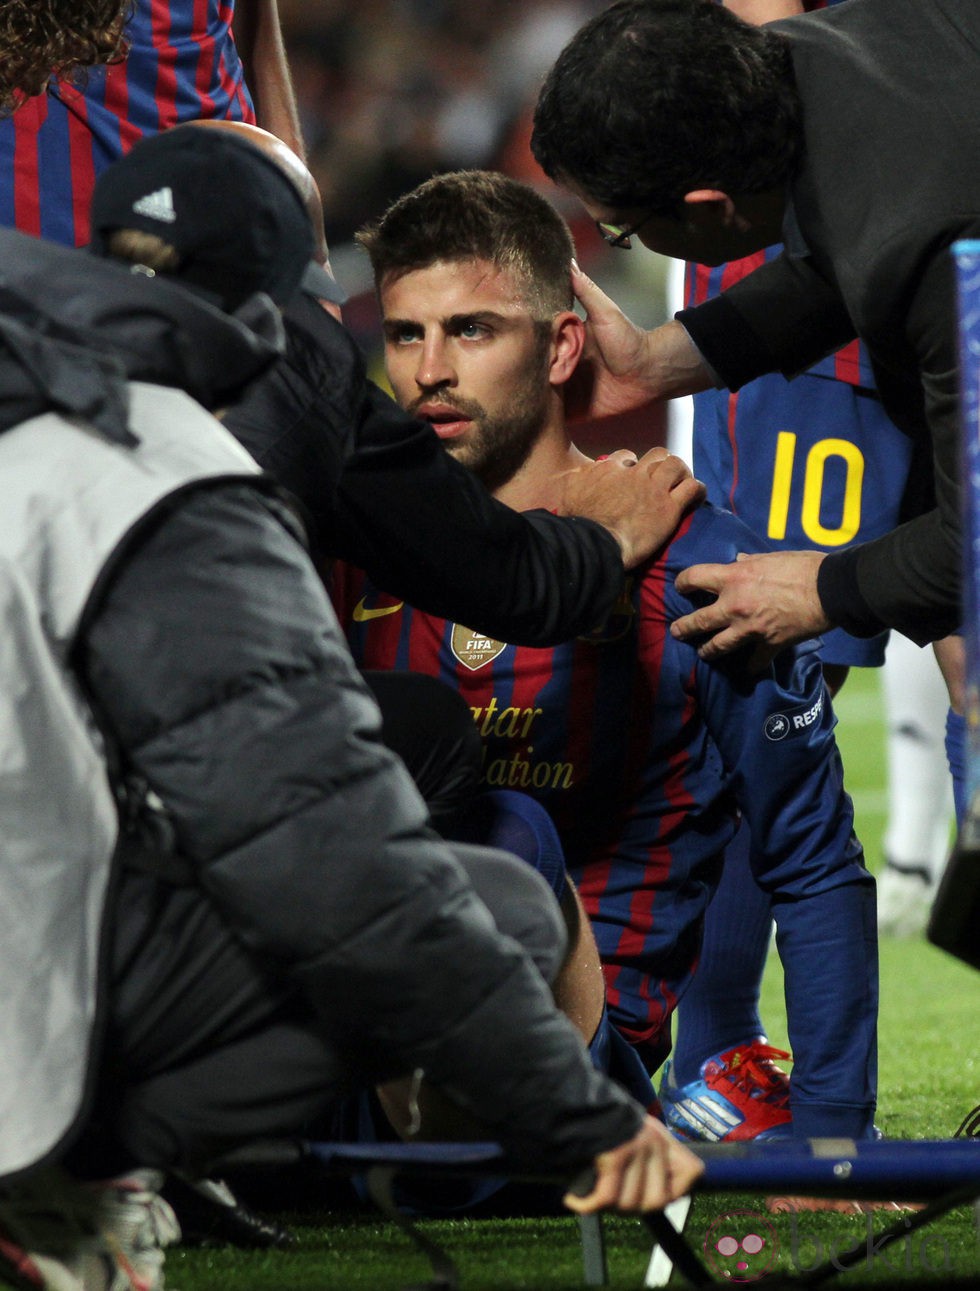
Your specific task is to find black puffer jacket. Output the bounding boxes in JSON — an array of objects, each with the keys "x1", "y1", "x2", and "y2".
[
  {"x1": 226, "y1": 294, "x2": 624, "y2": 645},
  {"x1": 81, "y1": 484, "x2": 643, "y2": 1169},
  {"x1": 0, "y1": 227, "x2": 282, "y2": 438}
]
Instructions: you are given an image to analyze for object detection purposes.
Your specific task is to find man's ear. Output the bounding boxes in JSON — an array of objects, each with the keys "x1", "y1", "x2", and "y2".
[
  {"x1": 549, "y1": 310, "x2": 586, "y2": 387},
  {"x1": 682, "y1": 189, "x2": 751, "y2": 232}
]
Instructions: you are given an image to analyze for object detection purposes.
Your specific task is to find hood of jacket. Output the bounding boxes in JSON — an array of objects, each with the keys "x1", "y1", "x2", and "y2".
[{"x1": 0, "y1": 226, "x2": 284, "y2": 444}]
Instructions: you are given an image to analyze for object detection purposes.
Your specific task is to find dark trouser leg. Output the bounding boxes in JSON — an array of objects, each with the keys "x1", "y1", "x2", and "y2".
[
  {"x1": 448, "y1": 842, "x2": 567, "y2": 986},
  {"x1": 72, "y1": 838, "x2": 566, "y2": 1176},
  {"x1": 362, "y1": 671, "x2": 483, "y2": 837},
  {"x1": 71, "y1": 872, "x2": 353, "y2": 1177}
]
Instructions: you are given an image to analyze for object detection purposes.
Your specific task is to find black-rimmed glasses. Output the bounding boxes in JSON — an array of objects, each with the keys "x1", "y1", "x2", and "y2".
[{"x1": 595, "y1": 210, "x2": 658, "y2": 249}]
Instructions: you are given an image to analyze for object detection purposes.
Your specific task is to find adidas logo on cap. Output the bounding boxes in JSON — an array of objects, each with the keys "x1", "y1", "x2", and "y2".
[{"x1": 132, "y1": 186, "x2": 177, "y2": 224}]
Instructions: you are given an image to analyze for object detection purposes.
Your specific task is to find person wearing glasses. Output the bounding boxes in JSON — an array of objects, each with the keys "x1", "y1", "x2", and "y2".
[
  {"x1": 530, "y1": 0, "x2": 978, "y2": 666},
  {"x1": 645, "y1": 0, "x2": 927, "y2": 1143}
]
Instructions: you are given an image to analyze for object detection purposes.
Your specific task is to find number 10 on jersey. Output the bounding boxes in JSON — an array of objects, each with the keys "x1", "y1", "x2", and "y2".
[{"x1": 767, "y1": 432, "x2": 864, "y2": 546}]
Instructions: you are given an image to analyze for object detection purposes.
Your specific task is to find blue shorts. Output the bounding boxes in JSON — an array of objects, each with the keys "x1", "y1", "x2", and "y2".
[{"x1": 693, "y1": 373, "x2": 913, "y2": 667}]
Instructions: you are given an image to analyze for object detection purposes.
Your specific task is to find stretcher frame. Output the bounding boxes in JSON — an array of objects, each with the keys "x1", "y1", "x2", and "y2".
[{"x1": 229, "y1": 1134, "x2": 979, "y2": 1289}]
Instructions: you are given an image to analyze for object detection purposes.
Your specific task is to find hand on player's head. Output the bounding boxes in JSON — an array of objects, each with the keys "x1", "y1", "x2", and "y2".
[
  {"x1": 566, "y1": 264, "x2": 718, "y2": 422},
  {"x1": 563, "y1": 262, "x2": 661, "y2": 423}
]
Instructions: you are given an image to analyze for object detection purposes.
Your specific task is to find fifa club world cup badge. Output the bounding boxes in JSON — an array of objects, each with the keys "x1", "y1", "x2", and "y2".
[
  {"x1": 451, "y1": 624, "x2": 506, "y2": 670},
  {"x1": 703, "y1": 1210, "x2": 780, "y2": 1282}
]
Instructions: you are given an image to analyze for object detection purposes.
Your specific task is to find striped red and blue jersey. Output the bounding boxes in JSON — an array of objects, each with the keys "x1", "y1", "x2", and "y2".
[
  {"x1": 686, "y1": 369, "x2": 911, "y2": 669},
  {"x1": 0, "y1": 0, "x2": 254, "y2": 248},
  {"x1": 333, "y1": 502, "x2": 863, "y2": 1069}
]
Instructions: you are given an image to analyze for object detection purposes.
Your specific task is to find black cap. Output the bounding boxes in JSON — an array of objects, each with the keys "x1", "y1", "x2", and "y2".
[
  {"x1": 300, "y1": 258, "x2": 348, "y2": 306},
  {"x1": 89, "y1": 127, "x2": 346, "y2": 310}
]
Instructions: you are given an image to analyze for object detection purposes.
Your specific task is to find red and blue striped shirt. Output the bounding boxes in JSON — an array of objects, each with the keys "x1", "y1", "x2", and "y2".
[
  {"x1": 0, "y1": 0, "x2": 254, "y2": 247},
  {"x1": 333, "y1": 502, "x2": 863, "y2": 1069}
]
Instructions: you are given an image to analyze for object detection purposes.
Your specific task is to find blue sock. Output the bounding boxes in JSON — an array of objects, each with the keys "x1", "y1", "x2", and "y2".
[
  {"x1": 945, "y1": 706, "x2": 966, "y2": 826},
  {"x1": 775, "y1": 877, "x2": 878, "y2": 1139},
  {"x1": 671, "y1": 819, "x2": 772, "y2": 1086}
]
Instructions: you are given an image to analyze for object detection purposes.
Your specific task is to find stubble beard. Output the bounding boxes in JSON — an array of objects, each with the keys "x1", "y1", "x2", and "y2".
[{"x1": 444, "y1": 348, "x2": 553, "y2": 494}]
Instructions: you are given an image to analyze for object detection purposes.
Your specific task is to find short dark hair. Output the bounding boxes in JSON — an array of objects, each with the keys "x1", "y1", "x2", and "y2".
[
  {"x1": 357, "y1": 169, "x2": 576, "y2": 318},
  {"x1": 0, "y1": 0, "x2": 131, "y2": 113},
  {"x1": 531, "y1": 0, "x2": 802, "y2": 214}
]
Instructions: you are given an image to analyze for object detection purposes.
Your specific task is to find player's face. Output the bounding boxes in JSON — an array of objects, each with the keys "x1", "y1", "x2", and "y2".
[{"x1": 381, "y1": 259, "x2": 553, "y2": 487}]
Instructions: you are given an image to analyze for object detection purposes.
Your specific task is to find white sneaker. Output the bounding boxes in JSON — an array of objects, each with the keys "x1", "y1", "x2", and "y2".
[
  {"x1": 0, "y1": 1167, "x2": 180, "y2": 1291},
  {"x1": 876, "y1": 860, "x2": 937, "y2": 937}
]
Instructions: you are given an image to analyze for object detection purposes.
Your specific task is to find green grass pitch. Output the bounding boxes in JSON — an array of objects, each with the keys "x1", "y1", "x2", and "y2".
[{"x1": 170, "y1": 666, "x2": 980, "y2": 1289}]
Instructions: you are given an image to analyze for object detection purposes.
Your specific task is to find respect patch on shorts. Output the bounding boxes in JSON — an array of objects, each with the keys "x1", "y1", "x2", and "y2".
[{"x1": 763, "y1": 691, "x2": 824, "y2": 741}]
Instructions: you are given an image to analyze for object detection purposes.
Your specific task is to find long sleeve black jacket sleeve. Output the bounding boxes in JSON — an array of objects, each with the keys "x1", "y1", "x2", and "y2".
[
  {"x1": 78, "y1": 483, "x2": 643, "y2": 1170},
  {"x1": 225, "y1": 296, "x2": 623, "y2": 645}
]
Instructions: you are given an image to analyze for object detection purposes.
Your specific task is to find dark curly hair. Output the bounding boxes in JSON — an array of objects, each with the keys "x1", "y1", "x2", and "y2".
[
  {"x1": 531, "y1": 0, "x2": 802, "y2": 214},
  {"x1": 0, "y1": 0, "x2": 132, "y2": 114}
]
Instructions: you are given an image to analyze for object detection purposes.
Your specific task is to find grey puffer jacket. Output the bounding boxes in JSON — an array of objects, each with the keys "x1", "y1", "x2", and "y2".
[{"x1": 0, "y1": 228, "x2": 281, "y2": 1176}]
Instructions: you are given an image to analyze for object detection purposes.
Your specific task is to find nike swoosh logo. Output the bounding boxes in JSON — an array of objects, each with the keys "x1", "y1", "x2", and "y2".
[{"x1": 352, "y1": 596, "x2": 405, "y2": 622}]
